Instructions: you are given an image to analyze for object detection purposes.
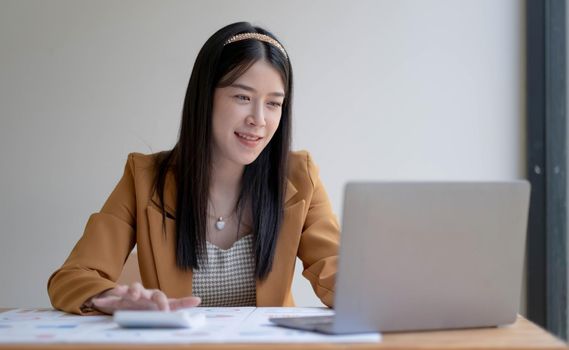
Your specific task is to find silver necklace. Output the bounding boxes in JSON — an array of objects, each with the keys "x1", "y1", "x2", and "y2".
[{"x1": 208, "y1": 199, "x2": 236, "y2": 231}]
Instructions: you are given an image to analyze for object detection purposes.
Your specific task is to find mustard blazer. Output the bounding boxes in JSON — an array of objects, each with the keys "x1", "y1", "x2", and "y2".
[{"x1": 47, "y1": 151, "x2": 340, "y2": 315}]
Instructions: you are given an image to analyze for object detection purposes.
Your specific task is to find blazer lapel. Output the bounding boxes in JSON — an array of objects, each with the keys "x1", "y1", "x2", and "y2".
[{"x1": 284, "y1": 179, "x2": 298, "y2": 205}]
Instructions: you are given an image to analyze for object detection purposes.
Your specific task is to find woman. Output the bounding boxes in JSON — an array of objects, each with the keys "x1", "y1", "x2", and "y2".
[{"x1": 48, "y1": 22, "x2": 340, "y2": 315}]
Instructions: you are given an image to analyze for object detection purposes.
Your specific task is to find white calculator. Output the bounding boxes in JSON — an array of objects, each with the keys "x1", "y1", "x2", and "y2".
[{"x1": 114, "y1": 310, "x2": 206, "y2": 329}]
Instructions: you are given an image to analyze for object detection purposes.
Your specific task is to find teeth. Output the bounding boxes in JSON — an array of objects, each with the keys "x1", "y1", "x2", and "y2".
[{"x1": 237, "y1": 133, "x2": 260, "y2": 141}]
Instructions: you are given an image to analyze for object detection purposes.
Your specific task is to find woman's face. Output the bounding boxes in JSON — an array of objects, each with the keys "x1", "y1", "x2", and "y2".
[{"x1": 211, "y1": 59, "x2": 285, "y2": 167}]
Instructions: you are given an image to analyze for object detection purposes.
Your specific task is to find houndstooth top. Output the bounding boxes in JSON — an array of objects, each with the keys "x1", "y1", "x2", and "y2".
[{"x1": 192, "y1": 234, "x2": 257, "y2": 307}]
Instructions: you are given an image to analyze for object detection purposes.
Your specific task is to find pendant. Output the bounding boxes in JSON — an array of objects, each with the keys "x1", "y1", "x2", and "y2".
[{"x1": 215, "y1": 217, "x2": 225, "y2": 230}]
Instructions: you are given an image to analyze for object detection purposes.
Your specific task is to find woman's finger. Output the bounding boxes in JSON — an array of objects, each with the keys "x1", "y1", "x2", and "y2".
[
  {"x1": 150, "y1": 290, "x2": 170, "y2": 312},
  {"x1": 126, "y1": 282, "x2": 144, "y2": 301},
  {"x1": 112, "y1": 284, "x2": 129, "y2": 296},
  {"x1": 118, "y1": 297, "x2": 158, "y2": 311},
  {"x1": 93, "y1": 294, "x2": 157, "y2": 312},
  {"x1": 94, "y1": 284, "x2": 177, "y2": 313},
  {"x1": 169, "y1": 296, "x2": 201, "y2": 310}
]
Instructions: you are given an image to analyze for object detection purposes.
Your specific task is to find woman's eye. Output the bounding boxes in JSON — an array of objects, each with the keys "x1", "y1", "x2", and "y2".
[
  {"x1": 235, "y1": 95, "x2": 250, "y2": 101},
  {"x1": 268, "y1": 102, "x2": 282, "y2": 108}
]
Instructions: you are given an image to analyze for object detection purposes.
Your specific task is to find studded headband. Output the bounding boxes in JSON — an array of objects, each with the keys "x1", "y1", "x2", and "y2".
[{"x1": 224, "y1": 32, "x2": 288, "y2": 60}]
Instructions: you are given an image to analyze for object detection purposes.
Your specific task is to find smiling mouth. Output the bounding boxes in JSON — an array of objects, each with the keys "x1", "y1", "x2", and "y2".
[{"x1": 235, "y1": 132, "x2": 263, "y2": 141}]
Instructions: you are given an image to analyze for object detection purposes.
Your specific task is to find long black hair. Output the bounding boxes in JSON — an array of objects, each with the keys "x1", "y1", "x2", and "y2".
[{"x1": 153, "y1": 22, "x2": 293, "y2": 280}]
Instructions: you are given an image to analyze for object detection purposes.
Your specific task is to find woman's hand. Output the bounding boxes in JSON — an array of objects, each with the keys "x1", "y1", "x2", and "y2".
[{"x1": 89, "y1": 282, "x2": 201, "y2": 314}]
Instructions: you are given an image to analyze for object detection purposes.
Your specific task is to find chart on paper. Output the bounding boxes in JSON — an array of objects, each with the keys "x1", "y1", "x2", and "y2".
[{"x1": 0, "y1": 307, "x2": 381, "y2": 343}]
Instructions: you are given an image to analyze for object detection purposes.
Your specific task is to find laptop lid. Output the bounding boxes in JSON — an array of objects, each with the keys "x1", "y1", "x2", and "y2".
[{"x1": 330, "y1": 181, "x2": 530, "y2": 333}]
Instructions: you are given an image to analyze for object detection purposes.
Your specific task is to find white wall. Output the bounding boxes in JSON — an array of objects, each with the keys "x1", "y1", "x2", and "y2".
[{"x1": 0, "y1": 0, "x2": 525, "y2": 308}]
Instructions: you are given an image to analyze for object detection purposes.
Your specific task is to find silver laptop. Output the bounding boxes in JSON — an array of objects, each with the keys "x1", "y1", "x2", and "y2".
[{"x1": 270, "y1": 181, "x2": 530, "y2": 334}]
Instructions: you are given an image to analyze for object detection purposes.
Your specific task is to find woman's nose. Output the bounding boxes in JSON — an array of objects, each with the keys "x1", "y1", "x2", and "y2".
[{"x1": 247, "y1": 102, "x2": 266, "y2": 127}]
